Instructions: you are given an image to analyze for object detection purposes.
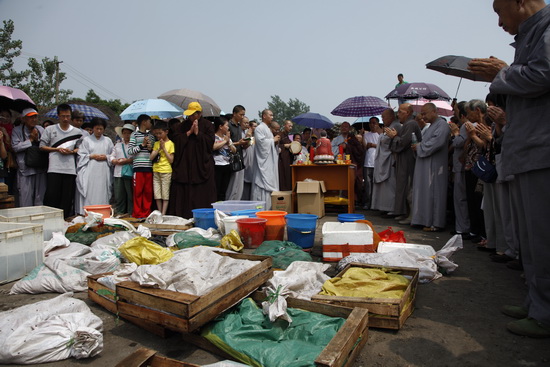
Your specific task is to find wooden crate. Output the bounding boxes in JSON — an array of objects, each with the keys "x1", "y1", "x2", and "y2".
[
  {"x1": 115, "y1": 347, "x2": 200, "y2": 367},
  {"x1": 311, "y1": 263, "x2": 419, "y2": 330},
  {"x1": 87, "y1": 273, "x2": 173, "y2": 338},
  {"x1": 181, "y1": 293, "x2": 369, "y2": 367},
  {"x1": 0, "y1": 195, "x2": 15, "y2": 209},
  {"x1": 141, "y1": 223, "x2": 192, "y2": 236},
  {"x1": 116, "y1": 252, "x2": 273, "y2": 333}
]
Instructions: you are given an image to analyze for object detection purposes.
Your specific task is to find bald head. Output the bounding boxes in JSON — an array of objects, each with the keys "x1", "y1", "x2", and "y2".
[
  {"x1": 397, "y1": 103, "x2": 414, "y2": 123},
  {"x1": 420, "y1": 103, "x2": 438, "y2": 124},
  {"x1": 493, "y1": 0, "x2": 546, "y2": 35},
  {"x1": 381, "y1": 108, "x2": 396, "y2": 126}
]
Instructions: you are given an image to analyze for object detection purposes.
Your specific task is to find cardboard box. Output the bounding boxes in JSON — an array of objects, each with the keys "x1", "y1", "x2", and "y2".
[
  {"x1": 271, "y1": 191, "x2": 293, "y2": 212},
  {"x1": 296, "y1": 180, "x2": 326, "y2": 217}
]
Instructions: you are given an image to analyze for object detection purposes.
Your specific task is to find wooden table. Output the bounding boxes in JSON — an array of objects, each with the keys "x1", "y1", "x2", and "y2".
[{"x1": 291, "y1": 164, "x2": 356, "y2": 214}]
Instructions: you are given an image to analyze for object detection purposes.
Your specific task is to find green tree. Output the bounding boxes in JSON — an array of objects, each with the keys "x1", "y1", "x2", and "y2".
[
  {"x1": 81, "y1": 89, "x2": 129, "y2": 115},
  {"x1": 21, "y1": 56, "x2": 72, "y2": 108},
  {"x1": 260, "y1": 95, "x2": 310, "y2": 132},
  {"x1": 0, "y1": 20, "x2": 29, "y2": 86}
]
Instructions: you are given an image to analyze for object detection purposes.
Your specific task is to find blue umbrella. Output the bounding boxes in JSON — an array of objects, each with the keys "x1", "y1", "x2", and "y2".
[
  {"x1": 120, "y1": 99, "x2": 183, "y2": 121},
  {"x1": 292, "y1": 112, "x2": 334, "y2": 129},
  {"x1": 44, "y1": 103, "x2": 109, "y2": 122}
]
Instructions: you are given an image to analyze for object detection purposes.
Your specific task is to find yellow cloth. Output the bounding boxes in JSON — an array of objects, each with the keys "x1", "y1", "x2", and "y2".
[
  {"x1": 319, "y1": 267, "x2": 409, "y2": 299},
  {"x1": 152, "y1": 139, "x2": 175, "y2": 173},
  {"x1": 119, "y1": 236, "x2": 174, "y2": 265}
]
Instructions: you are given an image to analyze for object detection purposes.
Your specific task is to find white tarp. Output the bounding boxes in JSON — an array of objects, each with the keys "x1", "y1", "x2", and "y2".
[
  {"x1": 130, "y1": 246, "x2": 259, "y2": 296},
  {"x1": 338, "y1": 235, "x2": 463, "y2": 283},
  {"x1": 0, "y1": 293, "x2": 103, "y2": 364}
]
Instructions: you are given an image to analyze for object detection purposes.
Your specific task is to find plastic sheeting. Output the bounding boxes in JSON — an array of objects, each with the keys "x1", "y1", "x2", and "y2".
[
  {"x1": 118, "y1": 236, "x2": 173, "y2": 265},
  {"x1": 319, "y1": 267, "x2": 409, "y2": 299},
  {"x1": 338, "y1": 235, "x2": 463, "y2": 283},
  {"x1": 202, "y1": 298, "x2": 345, "y2": 367},
  {"x1": 252, "y1": 241, "x2": 313, "y2": 270},
  {"x1": 129, "y1": 246, "x2": 259, "y2": 296},
  {"x1": 0, "y1": 293, "x2": 103, "y2": 364}
]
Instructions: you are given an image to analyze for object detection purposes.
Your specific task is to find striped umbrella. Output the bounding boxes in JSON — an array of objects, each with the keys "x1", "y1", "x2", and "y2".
[
  {"x1": 331, "y1": 96, "x2": 389, "y2": 117},
  {"x1": 44, "y1": 103, "x2": 109, "y2": 122}
]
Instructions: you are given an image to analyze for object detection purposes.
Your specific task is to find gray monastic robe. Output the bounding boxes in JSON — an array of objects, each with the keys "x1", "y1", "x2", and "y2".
[
  {"x1": 390, "y1": 118, "x2": 422, "y2": 216},
  {"x1": 371, "y1": 120, "x2": 401, "y2": 212},
  {"x1": 251, "y1": 122, "x2": 279, "y2": 209},
  {"x1": 411, "y1": 117, "x2": 449, "y2": 228},
  {"x1": 76, "y1": 135, "x2": 114, "y2": 214}
]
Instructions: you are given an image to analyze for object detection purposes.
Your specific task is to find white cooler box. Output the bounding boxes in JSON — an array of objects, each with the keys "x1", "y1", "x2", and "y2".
[
  {"x1": 0, "y1": 222, "x2": 43, "y2": 284},
  {"x1": 322, "y1": 222, "x2": 374, "y2": 262}
]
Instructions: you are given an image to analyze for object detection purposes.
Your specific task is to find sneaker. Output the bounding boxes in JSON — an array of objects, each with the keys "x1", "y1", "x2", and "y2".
[
  {"x1": 501, "y1": 305, "x2": 528, "y2": 319},
  {"x1": 507, "y1": 318, "x2": 550, "y2": 338}
]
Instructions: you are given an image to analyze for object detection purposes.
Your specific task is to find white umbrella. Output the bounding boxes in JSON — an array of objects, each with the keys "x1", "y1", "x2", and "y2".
[
  {"x1": 410, "y1": 98, "x2": 454, "y2": 117},
  {"x1": 158, "y1": 88, "x2": 222, "y2": 116}
]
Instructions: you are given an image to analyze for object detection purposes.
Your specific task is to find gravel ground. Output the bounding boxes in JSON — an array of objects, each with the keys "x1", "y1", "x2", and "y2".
[{"x1": 1, "y1": 210, "x2": 549, "y2": 367}]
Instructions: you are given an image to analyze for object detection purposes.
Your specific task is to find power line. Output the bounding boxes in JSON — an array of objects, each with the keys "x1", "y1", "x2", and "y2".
[{"x1": 17, "y1": 52, "x2": 129, "y2": 103}]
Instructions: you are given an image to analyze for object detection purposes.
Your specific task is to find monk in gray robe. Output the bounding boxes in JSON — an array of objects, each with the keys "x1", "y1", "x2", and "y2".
[
  {"x1": 251, "y1": 110, "x2": 280, "y2": 209},
  {"x1": 387, "y1": 103, "x2": 422, "y2": 218},
  {"x1": 371, "y1": 108, "x2": 401, "y2": 214},
  {"x1": 411, "y1": 103, "x2": 449, "y2": 231}
]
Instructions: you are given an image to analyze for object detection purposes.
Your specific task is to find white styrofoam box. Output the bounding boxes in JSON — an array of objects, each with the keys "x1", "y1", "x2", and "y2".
[
  {"x1": 0, "y1": 222, "x2": 43, "y2": 284},
  {"x1": 211, "y1": 200, "x2": 266, "y2": 214},
  {"x1": 322, "y1": 222, "x2": 374, "y2": 262},
  {"x1": 0, "y1": 206, "x2": 64, "y2": 241},
  {"x1": 377, "y1": 242, "x2": 436, "y2": 258}
]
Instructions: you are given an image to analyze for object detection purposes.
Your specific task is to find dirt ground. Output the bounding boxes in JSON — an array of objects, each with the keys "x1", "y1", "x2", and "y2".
[{"x1": 1, "y1": 210, "x2": 549, "y2": 367}]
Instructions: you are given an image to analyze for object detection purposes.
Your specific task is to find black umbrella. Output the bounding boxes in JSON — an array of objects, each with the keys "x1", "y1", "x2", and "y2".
[
  {"x1": 426, "y1": 55, "x2": 492, "y2": 98},
  {"x1": 385, "y1": 82, "x2": 451, "y2": 101}
]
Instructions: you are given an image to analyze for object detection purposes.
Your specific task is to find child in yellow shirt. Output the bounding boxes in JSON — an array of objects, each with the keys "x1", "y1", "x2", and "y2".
[{"x1": 149, "y1": 122, "x2": 174, "y2": 215}]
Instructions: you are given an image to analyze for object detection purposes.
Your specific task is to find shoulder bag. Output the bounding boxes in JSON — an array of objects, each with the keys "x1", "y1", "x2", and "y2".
[
  {"x1": 121, "y1": 143, "x2": 134, "y2": 178},
  {"x1": 472, "y1": 141, "x2": 497, "y2": 183},
  {"x1": 23, "y1": 129, "x2": 49, "y2": 169}
]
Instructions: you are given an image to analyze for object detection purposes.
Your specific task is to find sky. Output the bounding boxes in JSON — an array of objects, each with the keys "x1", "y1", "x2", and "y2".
[{"x1": 0, "y1": 0, "x2": 531, "y2": 123}]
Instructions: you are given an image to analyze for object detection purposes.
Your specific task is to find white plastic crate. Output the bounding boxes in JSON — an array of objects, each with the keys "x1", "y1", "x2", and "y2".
[
  {"x1": 377, "y1": 241, "x2": 436, "y2": 257},
  {"x1": 0, "y1": 206, "x2": 64, "y2": 241},
  {"x1": 322, "y1": 222, "x2": 374, "y2": 262},
  {"x1": 0, "y1": 222, "x2": 43, "y2": 284},
  {"x1": 211, "y1": 200, "x2": 266, "y2": 214}
]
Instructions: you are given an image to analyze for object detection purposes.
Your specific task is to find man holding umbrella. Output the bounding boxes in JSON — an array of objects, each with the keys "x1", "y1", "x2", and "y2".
[{"x1": 468, "y1": 0, "x2": 550, "y2": 338}]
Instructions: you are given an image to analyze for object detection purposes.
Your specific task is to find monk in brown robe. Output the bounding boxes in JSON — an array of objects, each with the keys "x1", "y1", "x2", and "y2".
[
  {"x1": 277, "y1": 120, "x2": 294, "y2": 191},
  {"x1": 168, "y1": 102, "x2": 216, "y2": 218}
]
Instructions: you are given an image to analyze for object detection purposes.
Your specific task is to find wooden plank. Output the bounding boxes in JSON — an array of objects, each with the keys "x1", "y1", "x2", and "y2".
[
  {"x1": 115, "y1": 347, "x2": 156, "y2": 367},
  {"x1": 117, "y1": 301, "x2": 190, "y2": 332},
  {"x1": 88, "y1": 290, "x2": 117, "y2": 314},
  {"x1": 141, "y1": 223, "x2": 192, "y2": 231},
  {"x1": 115, "y1": 347, "x2": 200, "y2": 367},
  {"x1": 316, "y1": 307, "x2": 369, "y2": 367}
]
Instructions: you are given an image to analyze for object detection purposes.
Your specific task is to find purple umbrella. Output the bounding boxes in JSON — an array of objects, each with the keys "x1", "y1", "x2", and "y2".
[
  {"x1": 0, "y1": 85, "x2": 36, "y2": 112},
  {"x1": 331, "y1": 96, "x2": 389, "y2": 117},
  {"x1": 385, "y1": 82, "x2": 451, "y2": 101},
  {"x1": 292, "y1": 112, "x2": 334, "y2": 129}
]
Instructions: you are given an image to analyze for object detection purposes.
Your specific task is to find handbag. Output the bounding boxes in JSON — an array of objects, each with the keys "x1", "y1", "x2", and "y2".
[
  {"x1": 23, "y1": 127, "x2": 48, "y2": 169},
  {"x1": 472, "y1": 142, "x2": 497, "y2": 183},
  {"x1": 229, "y1": 151, "x2": 244, "y2": 172},
  {"x1": 121, "y1": 143, "x2": 134, "y2": 178}
]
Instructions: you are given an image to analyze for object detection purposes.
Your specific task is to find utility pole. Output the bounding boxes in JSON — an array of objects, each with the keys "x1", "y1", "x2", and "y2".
[{"x1": 55, "y1": 57, "x2": 63, "y2": 105}]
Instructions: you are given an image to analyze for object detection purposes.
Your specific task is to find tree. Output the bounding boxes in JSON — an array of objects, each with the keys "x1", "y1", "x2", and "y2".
[
  {"x1": 21, "y1": 56, "x2": 72, "y2": 108},
  {"x1": 80, "y1": 89, "x2": 129, "y2": 115},
  {"x1": 0, "y1": 20, "x2": 29, "y2": 86},
  {"x1": 260, "y1": 95, "x2": 310, "y2": 132}
]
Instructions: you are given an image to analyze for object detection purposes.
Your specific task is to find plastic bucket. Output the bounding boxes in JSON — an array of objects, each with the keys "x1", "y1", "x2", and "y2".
[
  {"x1": 236, "y1": 218, "x2": 267, "y2": 248},
  {"x1": 223, "y1": 215, "x2": 248, "y2": 235},
  {"x1": 255, "y1": 210, "x2": 287, "y2": 241},
  {"x1": 337, "y1": 213, "x2": 365, "y2": 223},
  {"x1": 285, "y1": 214, "x2": 318, "y2": 250},
  {"x1": 230, "y1": 209, "x2": 258, "y2": 217},
  {"x1": 83, "y1": 205, "x2": 113, "y2": 219},
  {"x1": 192, "y1": 208, "x2": 216, "y2": 230}
]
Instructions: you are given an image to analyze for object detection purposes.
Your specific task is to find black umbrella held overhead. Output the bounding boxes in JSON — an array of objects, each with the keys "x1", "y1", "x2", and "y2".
[
  {"x1": 385, "y1": 82, "x2": 451, "y2": 101},
  {"x1": 426, "y1": 55, "x2": 492, "y2": 98}
]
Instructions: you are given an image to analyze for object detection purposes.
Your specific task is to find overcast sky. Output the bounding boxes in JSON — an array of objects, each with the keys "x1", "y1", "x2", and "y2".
[{"x1": 1, "y1": 0, "x2": 538, "y2": 122}]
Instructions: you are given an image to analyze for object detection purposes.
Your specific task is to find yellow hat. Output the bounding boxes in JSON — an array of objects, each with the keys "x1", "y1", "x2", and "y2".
[{"x1": 184, "y1": 101, "x2": 202, "y2": 116}]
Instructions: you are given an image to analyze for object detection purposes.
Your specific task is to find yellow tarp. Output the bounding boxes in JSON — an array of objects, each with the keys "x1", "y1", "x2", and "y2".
[
  {"x1": 119, "y1": 236, "x2": 173, "y2": 265},
  {"x1": 319, "y1": 267, "x2": 409, "y2": 299}
]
